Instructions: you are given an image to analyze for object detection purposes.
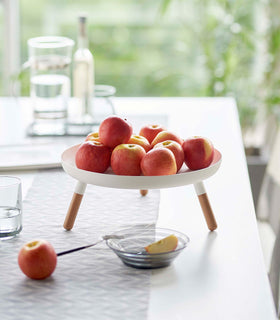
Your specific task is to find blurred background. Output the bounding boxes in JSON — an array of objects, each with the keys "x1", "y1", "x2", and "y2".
[{"x1": 1, "y1": 0, "x2": 280, "y2": 151}]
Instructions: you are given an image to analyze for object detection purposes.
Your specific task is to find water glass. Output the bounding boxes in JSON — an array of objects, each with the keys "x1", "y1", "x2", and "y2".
[
  {"x1": 28, "y1": 36, "x2": 74, "y2": 135},
  {"x1": 0, "y1": 176, "x2": 22, "y2": 240}
]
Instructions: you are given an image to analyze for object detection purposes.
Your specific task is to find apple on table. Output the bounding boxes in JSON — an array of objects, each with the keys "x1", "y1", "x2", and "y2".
[
  {"x1": 151, "y1": 130, "x2": 184, "y2": 147},
  {"x1": 141, "y1": 148, "x2": 177, "y2": 176},
  {"x1": 139, "y1": 124, "x2": 166, "y2": 144},
  {"x1": 85, "y1": 132, "x2": 100, "y2": 142},
  {"x1": 111, "y1": 144, "x2": 146, "y2": 176},
  {"x1": 128, "y1": 134, "x2": 151, "y2": 152},
  {"x1": 99, "y1": 115, "x2": 133, "y2": 148},
  {"x1": 18, "y1": 239, "x2": 57, "y2": 280},
  {"x1": 75, "y1": 141, "x2": 112, "y2": 173},
  {"x1": 153, "y1": 140, "x2": 184, "y2": 172},
  {"x1": 182, "y1": 136, "x2": 214, "y2": 170}
]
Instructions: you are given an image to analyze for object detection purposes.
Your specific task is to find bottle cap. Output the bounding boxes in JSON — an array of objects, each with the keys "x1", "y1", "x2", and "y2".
[{"x1": 78, "y1": 14, "x2": 87, "y2": 24}]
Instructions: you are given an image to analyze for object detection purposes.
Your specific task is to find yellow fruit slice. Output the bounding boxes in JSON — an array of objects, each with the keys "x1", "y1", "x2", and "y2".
[{"x1": 145, "y1": 234, "x2": 178, "y2": 253}]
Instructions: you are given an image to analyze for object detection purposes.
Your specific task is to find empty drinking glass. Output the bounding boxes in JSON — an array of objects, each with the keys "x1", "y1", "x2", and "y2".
[{"x1": 28, "y1": 36, "x2": 74, "y2": 136}]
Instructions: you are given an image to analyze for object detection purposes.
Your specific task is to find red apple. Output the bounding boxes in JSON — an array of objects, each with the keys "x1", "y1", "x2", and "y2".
[
  {"x1": 141, "y1": 148, "x2": 177, "y2": 176},
  {"x1": 128, "y1": 134, "x2": 151, "y2": 152},
  {"x1": 182, "y1": 136, "x2": 214, "y2": 170},
  {"x1": 145, "y1": 234, "x2": 178, "y2": 253},
  {"x1": 85, "y1": 131, "x2": 100, "y2": 142},
  {"x1": 139, "y1": 124, "x2": 166, "y2": 144},
  {"x1": 18, "y1": 239, "x2": 57, "y2": 280},
  {"x1": 153, "y1": 140, "x2": 184, "y2": 172},
  {"x1": 151, "y1": 130, "x2": 184, "y2": 147},
  {"x1": 75, "y1": 141, "x2": 111, "y2": 173},
  {"x1": 111, "y1": 144, "x2": 146, "y2": 176},
  {"x1": 99, "y1": 115, "x2": 133, "y2": 148}
]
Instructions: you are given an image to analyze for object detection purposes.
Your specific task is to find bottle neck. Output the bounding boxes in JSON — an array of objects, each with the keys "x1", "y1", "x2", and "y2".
[
  {"x1": 78, "y1": 35, "x2": 88, "y2": 49},
  {"x1": 78, "y1": 20, "x2": 88, "y2": 49}
]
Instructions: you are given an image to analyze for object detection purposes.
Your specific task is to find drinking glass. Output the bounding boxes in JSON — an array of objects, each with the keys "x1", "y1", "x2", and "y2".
[
  {"x1": 0, "y1": 176, "x2": 22, "y2": 240},
  {"x1": 28, "y1": 36, "x2": 74, "y2": 135}
]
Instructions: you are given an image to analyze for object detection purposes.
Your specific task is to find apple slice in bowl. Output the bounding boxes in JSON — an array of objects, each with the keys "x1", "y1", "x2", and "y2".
[
  {"x1": 144, "y1": 234, "x2": 179, "y2": 254},
  {"x1": 106, "y1": 227, "x2": 190, "y2": 269}
]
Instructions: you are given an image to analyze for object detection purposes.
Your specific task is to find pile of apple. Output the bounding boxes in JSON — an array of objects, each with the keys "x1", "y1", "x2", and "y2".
[{"x1": 75, "y1": 115, "x2": 215, "y2": 176}]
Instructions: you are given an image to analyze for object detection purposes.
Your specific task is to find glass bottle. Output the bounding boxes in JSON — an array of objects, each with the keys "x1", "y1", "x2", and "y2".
[{"x1": 73, "y1": 15, "x2": 94, "y2": 123}]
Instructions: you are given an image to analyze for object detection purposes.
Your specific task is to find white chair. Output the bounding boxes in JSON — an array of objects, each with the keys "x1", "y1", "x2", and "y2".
[
  {"x1": 257, "y1": 127, "x2": 280, "y2": 317},
  {"x1": 247, "y1": 114, "x2": 278, "y2": 208},
  {"x1": 269, "y1": 226, "x2": 280, "y2": 317}
]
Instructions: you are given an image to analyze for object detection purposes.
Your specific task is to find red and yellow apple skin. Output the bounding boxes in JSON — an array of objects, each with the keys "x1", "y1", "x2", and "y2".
[
  {"x1": 18, "y1": 240, "x2": 57, "y2": 280},
  {"x1": 153, "y1": 140, "x2": 184, "y2": 172},
  {"x1": 151, "y1": 130, "x2": 184, "y2": 147},
  {"x1": 182, "y1": 136, "x2": 214, "y2": 170},
  {"x1": 128, "y1": 134, "x2": 151, "y2": 153},
  {"x1": 85, "y1": 132, "x2": 100, "y2": 142},
  {"x1": 99, "y1": 115, "x2": 133, "y2": 148},
  {"x1": 75, "y1": 141, "x2": 111, "y2": 173},
  {"x1": 145, "y1": 234, "x2": 178, "y2": 253},
  {"x1": 139, "y1": 124, "x2": 166, "y2": 144},
  {"x1": 141, "y1": 148, "x2": 177, "y2": 176},
  {"x1": 111, "y1": 144, "x2": 146, "y2": 176}
]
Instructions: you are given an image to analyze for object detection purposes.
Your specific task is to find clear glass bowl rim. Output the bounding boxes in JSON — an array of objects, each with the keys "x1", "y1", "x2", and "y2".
[
  {"x1": 28, "y1": 36, "x2": 74, "y2": 49},
  {"x1": 106, "y1": 227, "x2": 190, "y2": 256}
]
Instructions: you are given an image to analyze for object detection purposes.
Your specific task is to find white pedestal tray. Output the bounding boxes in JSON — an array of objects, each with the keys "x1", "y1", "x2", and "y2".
[{"x1": 61, "y1": 144, "x2": 222, "y2": 231}]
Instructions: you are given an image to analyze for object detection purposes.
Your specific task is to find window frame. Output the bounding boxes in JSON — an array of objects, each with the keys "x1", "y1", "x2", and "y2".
[{"x1": 2, "y1": 0, "x2": 20, "y2": 96}]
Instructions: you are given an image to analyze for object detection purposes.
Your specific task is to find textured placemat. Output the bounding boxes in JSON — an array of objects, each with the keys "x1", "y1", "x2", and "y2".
[{"x1": 0, "y1": 169, "x2": 160, "y2": 320}]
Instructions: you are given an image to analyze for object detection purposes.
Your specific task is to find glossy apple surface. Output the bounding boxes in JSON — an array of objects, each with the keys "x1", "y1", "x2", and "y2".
[
  {"x1": 111, "y1": 144, "x2": 146, "y2": 175},
  {"x1": 153, "y1": 140, "x2": 184, "y2": 172},
  {"x1": 145, "y1": 234, "x2": 178, "y2": 253},
  {"x1": 139, "y1": 124, "x2": 166, "y2": 144},
  {"x1": 141, "y1": 148, "x2": 177, "y2": 176},
  {"x1": 85, "y1": 131, "x2": 100, "y2": 142},
  {"x1": 151, "y1": 130, "x2": 184, "y2": 147},
  {"x1": 128, "y1": 134, "x2": 151, "y2": 152},
  {"x1": 99, "y1": 115, "x2": 133, "y2": 148},
  {"x1": 182, "y1": 136, "x2": 214, "y2": 170},
  {"x1": 18, "y1": 239, "x2": 57, "y2": 280},
  {"x1": 75, "y1": 141, "x2": 111, "y2": 173}
]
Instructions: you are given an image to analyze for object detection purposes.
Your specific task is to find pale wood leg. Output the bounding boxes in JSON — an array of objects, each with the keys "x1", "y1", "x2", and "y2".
[
  {"x1": 63, "y1": 181, "x2": 87, "y2": 231},
  {"x1": 140, "y1": 189, "x2": 148, "y2": 196},
  {"x1": 194, "y1": 181, "x2": 217, "y2": 231}
]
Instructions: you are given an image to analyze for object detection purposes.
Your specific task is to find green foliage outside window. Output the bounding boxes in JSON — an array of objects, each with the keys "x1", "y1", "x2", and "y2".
[{"x1": 11, "y1": 0, "x2": 280, "y2": 134}]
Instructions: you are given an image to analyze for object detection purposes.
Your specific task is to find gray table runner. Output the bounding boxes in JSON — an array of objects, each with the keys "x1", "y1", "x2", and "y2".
[{"x1": 0, "y1": 169, "x2": 160, "y2": 320}]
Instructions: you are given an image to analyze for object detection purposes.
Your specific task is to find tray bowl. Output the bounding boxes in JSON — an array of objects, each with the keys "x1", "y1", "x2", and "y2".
[{"x1": 61, "y1": 144, "x2": 222, "y2": 189}]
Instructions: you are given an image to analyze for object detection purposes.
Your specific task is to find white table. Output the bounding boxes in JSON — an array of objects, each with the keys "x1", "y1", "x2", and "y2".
[{"x1": 0, "y1": 97, "x2": 277, "y2": 319}]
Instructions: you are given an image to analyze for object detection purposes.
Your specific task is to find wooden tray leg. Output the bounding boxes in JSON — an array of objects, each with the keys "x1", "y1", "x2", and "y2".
[
  {"x1": 194, "y1": 181, "x2": 217, "y2": 231},
  {"x1": 63, "y1": 181, "x2": 87, "y2": 231}
]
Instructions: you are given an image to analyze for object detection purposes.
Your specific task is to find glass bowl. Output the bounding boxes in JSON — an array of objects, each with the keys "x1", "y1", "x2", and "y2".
[{"x1": 106, "y1": 226, "x2": 190, "y2": 269}]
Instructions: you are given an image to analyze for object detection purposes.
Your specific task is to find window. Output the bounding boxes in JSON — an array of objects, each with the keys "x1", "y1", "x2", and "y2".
[
  {"x1": 0, "y1": 2, "x2": 3, "y2": 95},
  {"x1": 2, "y1": 0, "x2": 20, "y2": 96},
  {"x1": 2, "y1": 0, "x2": 265, "y2": 134}
]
